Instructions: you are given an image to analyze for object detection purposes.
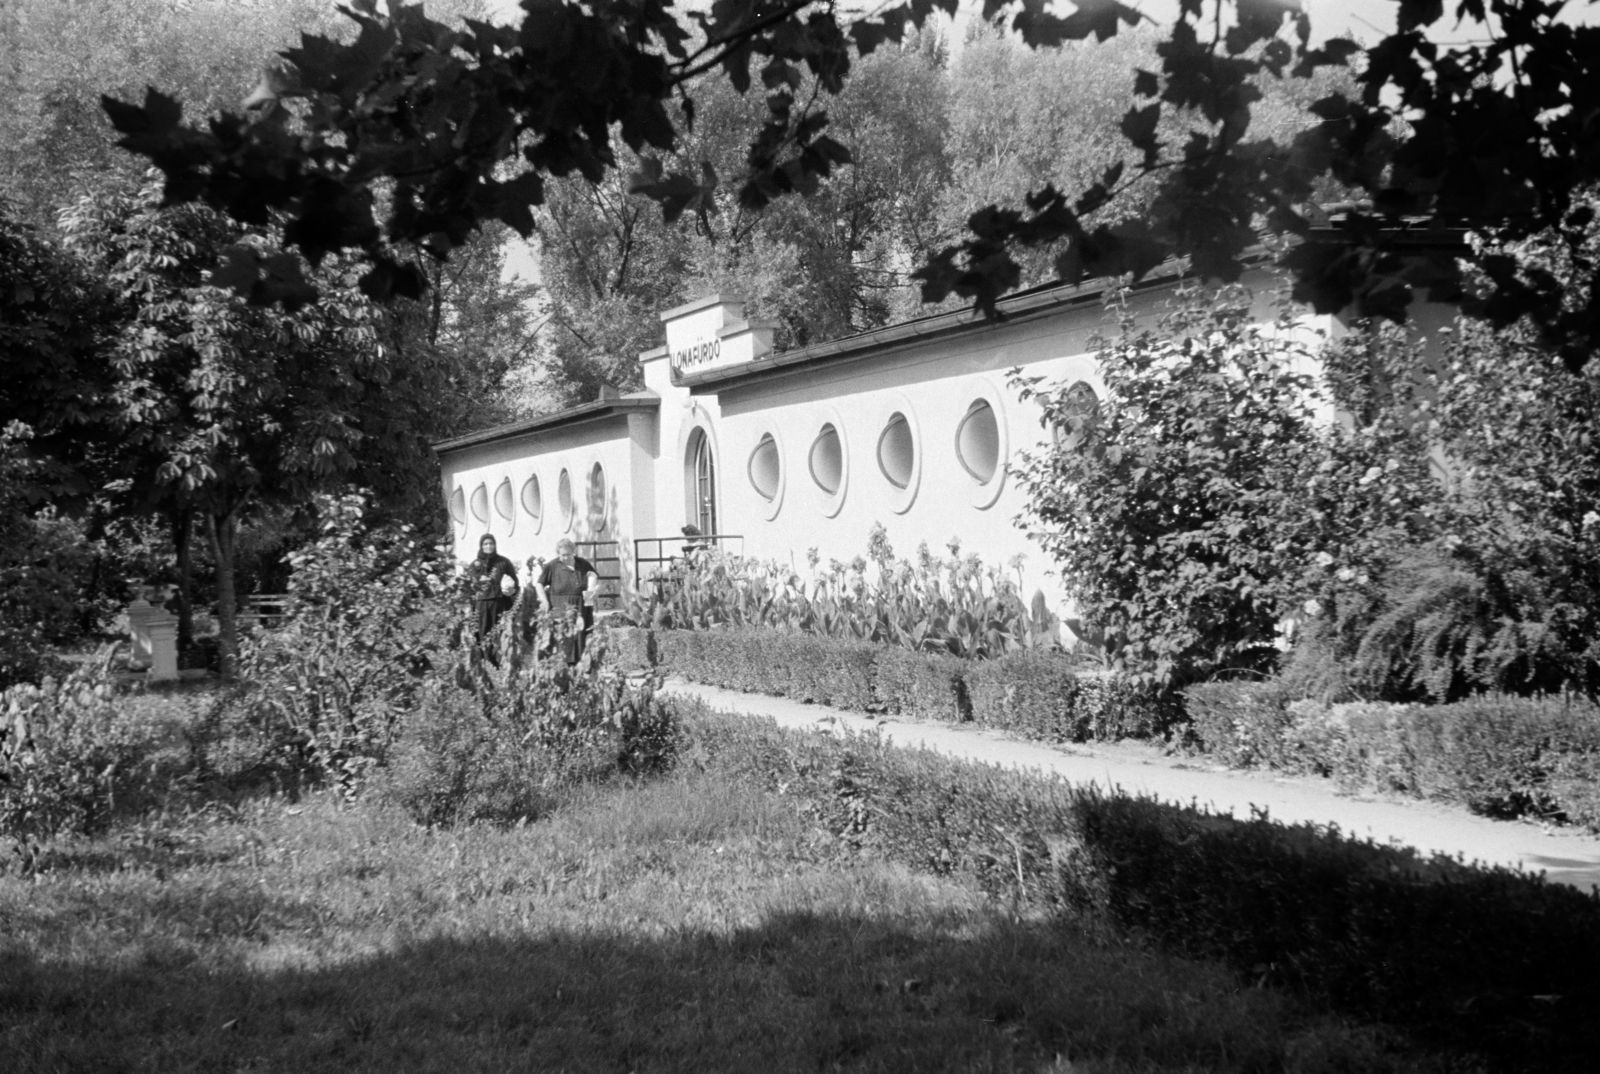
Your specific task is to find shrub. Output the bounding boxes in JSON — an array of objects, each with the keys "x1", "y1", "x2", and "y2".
[
  {"x1": 1013, "y1": 289, "x2": 1331, "y2": 688},
  {"x1": 652, "y1": 628, "x2": 879, "y2": 711},
  {"x1": 0, "y1": 657, "x2": 199, "y2": 865},
  {"x1": 1183, "y1": 684, "x2": 1600, "y2": 829},
  {"x1": 965, "y1": 650, "x2": 1084, "y2": 739},
  {"x1": 872, "y1": 647, "x2": 967, "y2": 722},
  {"x1": 236, "y1": 493, "x2": 452, "y2": 791},
  {"x1": 677, "y1": 700, "x2": 1600, "y2": 1068},
  {"x1": 1181, "y1": 681, "x2": 1296, "y2": 768},
  {"x1": 966, "y1": 653, "x2": 1179, "y2": 742},
  {"x1": 380, "y1": 660, "x2": 676, "y2": 827},
  {"x1": 0, "y1": 424, "x2": 94, "y2": 689}
]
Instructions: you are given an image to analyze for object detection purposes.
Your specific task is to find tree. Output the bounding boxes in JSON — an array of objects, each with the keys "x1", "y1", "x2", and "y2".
[
  {"x1": 529, "y1": 31, "x2": 951, "y2": 407},
  {"x1": 102, "y1": 0, "x2": 1600, "y2": 376},
  {"x1": 54, "y1": 181, "x2": 420, "y2": 670}
]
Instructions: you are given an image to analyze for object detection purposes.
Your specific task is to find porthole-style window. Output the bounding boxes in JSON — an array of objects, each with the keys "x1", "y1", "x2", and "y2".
[
  {"x1": 809, "y1": 424, "x2": 843, "y2": 494},
  {"x1": 877, "y1": 412, "x2": 915, "y2": 489},
  {"x1": 1055, "y1": 381, "x2": 1101, "y2": 450},
  {"x1": 956, "y1": 400, "x2": 1001, "y2": 482},
  {"x1": 521, "y1": 475, "x2": 543, "y2": 531},
  {"x1": 557, "y1": 468, "x2": 574, "y2": 531},
  {"x1": 449, "y1": 486, "x2": 467, "y2": 533},
  {"x1": 469, "y1": 482, "x2": 489, "y2": 524},
  {"x1": 587, "y1": 462, "x2": 608, "y2": 531},
  {"x1": 749, "y1": 434, "x2": 780, "y2": 501},
  {"x1": 493, "y1": 477, "x2": 515, "y2": 528}
]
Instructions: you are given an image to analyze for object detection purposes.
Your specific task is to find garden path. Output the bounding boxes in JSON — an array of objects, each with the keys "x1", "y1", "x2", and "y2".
[{"x1": 664, "y1": 678, "x2": 1600, "y2": 895}]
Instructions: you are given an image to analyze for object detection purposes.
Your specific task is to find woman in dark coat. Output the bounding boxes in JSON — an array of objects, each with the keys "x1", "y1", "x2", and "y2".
[{"x1": 468, "y1": 535, "x2": 519, "y2": 647}]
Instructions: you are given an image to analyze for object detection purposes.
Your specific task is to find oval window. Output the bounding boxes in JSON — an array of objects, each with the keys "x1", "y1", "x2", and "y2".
[
  {"x1": 587, "y1": 462, "x2": 607, "y2": 530},
  {"x1": 748, "y1": 434, "x2": 780, "y2": 501},
  {"x1": 557, "y1": 469, "x2": 573, "y2": 529},
  {"x1": 469, "y1": 482, "x2": 489, "y2": 523},
  {"x1": 809, "y1": 424, "x2": 843, "y2": 494},
  {"x1": 877, "y1": 413, "x2": 915, "y2": 489},
  {"x1": 493, "y1": 477, "x2": 515, "y2": 521},
  {"x1": 520, "y1": 475, "x2": 542, "y2": 524},
  {"x1": 449, "y1": 486, "x2": 467, "y2": 527},
  {"x1": 956, "y1": 400, "x2": 1001, "y2": 482}
]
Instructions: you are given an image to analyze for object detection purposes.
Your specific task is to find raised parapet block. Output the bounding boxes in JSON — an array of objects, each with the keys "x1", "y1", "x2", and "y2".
[{"x1": 657, "y1": 293, "x2": 780, "y2": 383}]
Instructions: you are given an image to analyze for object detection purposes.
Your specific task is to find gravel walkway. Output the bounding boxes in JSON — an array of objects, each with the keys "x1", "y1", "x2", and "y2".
[{"x1": 665, "y1": 678, "x2": 1600, "y2": 894}]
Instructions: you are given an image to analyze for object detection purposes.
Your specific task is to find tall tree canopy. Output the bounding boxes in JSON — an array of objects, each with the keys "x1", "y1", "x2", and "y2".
[{"x1": 102, "y1": 0, "x2": 1600, "y2": 372}]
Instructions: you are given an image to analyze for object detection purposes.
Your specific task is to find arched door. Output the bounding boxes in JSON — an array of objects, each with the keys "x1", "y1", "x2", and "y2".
[{"x1": 686, "y1": 428, "x2": 718, "y2": 534}]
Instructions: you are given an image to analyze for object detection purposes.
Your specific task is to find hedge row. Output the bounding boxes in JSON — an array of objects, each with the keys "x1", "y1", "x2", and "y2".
[
  {"x1": 634, "y1": 626, "x2": 1179, "y2": 743},
  {"x1": 675, "y1": 698, "x2": 1600, "y2": 1070},
  {"x1": 1184, "y1": 683, "x2": 1600, "y2": 831}
]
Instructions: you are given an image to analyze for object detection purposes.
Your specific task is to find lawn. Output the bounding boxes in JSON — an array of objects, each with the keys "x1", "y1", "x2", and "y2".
[{"x1": 2, "y1": 756, "x2": 1464, "y2": 1073}]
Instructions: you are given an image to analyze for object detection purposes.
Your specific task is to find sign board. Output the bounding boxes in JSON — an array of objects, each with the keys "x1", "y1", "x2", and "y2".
[{"x1": 662, "y1": 295, "x2": 777, "y2": 380}]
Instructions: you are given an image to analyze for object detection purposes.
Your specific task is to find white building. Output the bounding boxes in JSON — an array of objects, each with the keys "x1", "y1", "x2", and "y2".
[{"x1": 433, "y1": 268, "x2": 1296, "y2": 612}]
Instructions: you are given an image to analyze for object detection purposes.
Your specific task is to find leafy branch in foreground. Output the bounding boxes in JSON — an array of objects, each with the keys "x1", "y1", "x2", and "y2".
[{"x1": 104, "y1": 1, "x2": 1600, "y2": 373}]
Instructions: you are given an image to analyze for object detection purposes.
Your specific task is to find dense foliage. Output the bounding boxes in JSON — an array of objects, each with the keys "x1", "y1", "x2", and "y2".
[
  {"x1": 101, "y1": 0, "x2": 1600, "y2": 379},
  {"x1": 1016, "y1": 287, "x2": 1331, "y2": 686},
  {"x1": 1285, "y1": 321, "x2": 1600, "y2": 701}
]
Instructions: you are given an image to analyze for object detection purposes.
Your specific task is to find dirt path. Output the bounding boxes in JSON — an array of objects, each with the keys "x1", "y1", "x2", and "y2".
[{"x1": 666, "y1": 679, "x2": 1600, "y2": 894}]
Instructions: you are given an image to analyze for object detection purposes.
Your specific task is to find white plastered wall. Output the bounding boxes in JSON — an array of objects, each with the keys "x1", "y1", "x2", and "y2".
[{"x1": 437, "y1": 414, "x2": 654, "y2": 594}]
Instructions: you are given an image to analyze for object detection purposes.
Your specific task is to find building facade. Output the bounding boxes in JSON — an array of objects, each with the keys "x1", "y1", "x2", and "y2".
[{"x1": 433, "y1": 270, "x2": 1294, "y2": 614}]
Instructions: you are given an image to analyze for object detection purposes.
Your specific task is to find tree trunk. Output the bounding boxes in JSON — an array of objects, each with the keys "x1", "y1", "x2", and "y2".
[
  {"x1": 207, "y1": 508, "x2": 240, "y2": 679},
  {"x1": 171, "y1": 506, "x2": 194, "y2": 655}
]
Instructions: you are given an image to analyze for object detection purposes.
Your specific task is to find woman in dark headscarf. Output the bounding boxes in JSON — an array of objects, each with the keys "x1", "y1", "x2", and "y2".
[{"x1": 468, "y1": 535, "x2": 518, "y2": 647}]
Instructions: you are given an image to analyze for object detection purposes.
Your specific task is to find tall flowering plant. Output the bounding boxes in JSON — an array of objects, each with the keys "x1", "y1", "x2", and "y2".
[{"x1": 643, "y1": 525, "x2": 1057, "y2": 659}]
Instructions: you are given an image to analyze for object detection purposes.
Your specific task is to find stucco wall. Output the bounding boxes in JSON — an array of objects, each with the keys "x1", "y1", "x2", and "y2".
[
  {"x1": 437, "y1": 412, "x2": 652, "y2": 593},
  {"x1": 437, "y1": 272, "x2": 1331, "y2": 619}
]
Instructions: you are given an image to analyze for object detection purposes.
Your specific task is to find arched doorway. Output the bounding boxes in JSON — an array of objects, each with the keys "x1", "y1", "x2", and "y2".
[{"x1": 685, "y1": 427, "x2": 718, "y2": 534}]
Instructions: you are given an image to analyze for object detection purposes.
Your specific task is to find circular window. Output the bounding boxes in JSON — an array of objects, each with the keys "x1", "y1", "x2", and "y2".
[
  {"x1": 809, "y1": 424, "x2": 843, "y2": 495},
  {"x1": 449, "y1": 486, "x2": 467, "y2": 533},
  {"x1": 521, "y1": 475, "x2": 543, "y2": 532},
  {"x1": 587, "y1": 462, "x2": 608, "y2": 531},
  {"x1": 956, "y1": 400, "x2": 1001, "y2": 482},
  {"x1": 469, "y1": 482, "x2": 489, "y2": 524},
  {"x1": 557, "y1": 468, "x2": 574, "y2": 531},
  {"x1": 749, "y1": 434, "x2": 780, "y2": 501},
  {"x1": 877, "y1": 413, "x2": 915, "y2": 489},
  {"x1": 1055, "y1": 381, "x2": 1101, "y2": 450}
]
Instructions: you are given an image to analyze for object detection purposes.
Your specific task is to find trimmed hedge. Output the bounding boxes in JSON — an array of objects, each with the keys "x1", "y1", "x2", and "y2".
[
  {"x1": 1183, "y1": 683, "x2": 1600, "y2": 829},
  {"x1": 651, "y1": 627, "x2": 878, "y2": 711},
  {"x1": 650, "y1": 628, "x2": 1179, "y2": 744},
  {"x1": 677, "y1": 698, "x2": 1600, "y2": 1070},
  {"x1": 966, "y1": 653, "x2": 1182, "y2": 742},
  {"x1": 871, "y1": 646, "x2": 967, "y2": 722}
]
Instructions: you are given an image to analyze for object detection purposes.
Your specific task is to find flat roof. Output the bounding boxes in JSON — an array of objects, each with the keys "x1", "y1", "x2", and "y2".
[
  {"x1": 674, "y1": 259, "x2": 1207, "y2": 393},
  {"x1": 431, "y1": 393, "x2": 660, "y2": 455}
]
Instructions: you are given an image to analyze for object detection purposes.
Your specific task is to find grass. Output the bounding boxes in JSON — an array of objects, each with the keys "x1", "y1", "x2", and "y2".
[{"x1": 2, "y1": 757, "x2": 1468, "y2": 1074}]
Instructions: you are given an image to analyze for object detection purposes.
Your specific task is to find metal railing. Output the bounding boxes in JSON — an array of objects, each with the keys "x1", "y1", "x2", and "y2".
[
  {"x1": 238, "y1": 592, "x2": 290, "y2": 627},
  {"x1": 633, "y1": 533, "x2": 744, "y2": 591},
  {"x1": 574, "y1": 541, "x2": 624, "y2": 610}
]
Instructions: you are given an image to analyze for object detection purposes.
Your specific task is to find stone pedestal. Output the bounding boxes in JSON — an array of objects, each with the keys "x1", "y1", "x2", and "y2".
[
  {"x1": 145, "y1": 615, "x2": 179, "y2": 682},
  {"x1": 126, "y1": 597, "x2": 157, "y2": 669}
]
